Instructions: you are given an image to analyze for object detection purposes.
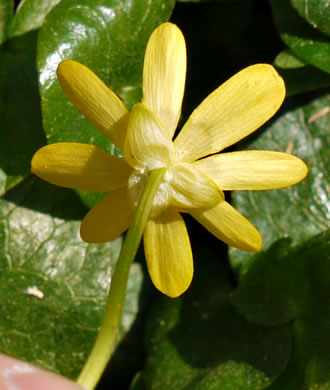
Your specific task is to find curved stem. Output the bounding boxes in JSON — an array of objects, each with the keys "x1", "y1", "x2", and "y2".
[{"x1": 77, "y1": 168, "x2": 167, "y2": 390}]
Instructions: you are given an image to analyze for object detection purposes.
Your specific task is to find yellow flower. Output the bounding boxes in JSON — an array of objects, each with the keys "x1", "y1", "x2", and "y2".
[{"x1": 32, "y1": 23, "x2": 307, "y2": 297}]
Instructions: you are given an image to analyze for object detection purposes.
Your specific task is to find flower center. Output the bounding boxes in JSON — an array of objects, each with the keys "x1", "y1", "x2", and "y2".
[{"x1": 127, "y1": 168, "x2": 171, "y2": 218}]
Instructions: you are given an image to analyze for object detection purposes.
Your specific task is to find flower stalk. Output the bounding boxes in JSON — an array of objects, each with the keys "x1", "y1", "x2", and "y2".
[{"x1": 77, "y1": 168, "x2": 167, "y2": 390}]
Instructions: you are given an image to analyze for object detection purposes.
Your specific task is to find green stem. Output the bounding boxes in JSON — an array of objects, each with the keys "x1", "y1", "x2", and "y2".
[{"x1": 77, "y1": 168, "x2": 166, "y2": 390}]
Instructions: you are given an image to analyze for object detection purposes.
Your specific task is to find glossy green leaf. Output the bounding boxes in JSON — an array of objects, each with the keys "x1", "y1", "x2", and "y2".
[
  {"x1": 0, "y1": 177, "x2": 146, "y2": 382},
  {"x1": 274, "y1": 49, "x2": 330, "y2": 95},
  {"x1": 290, "y1": 0, "x2": 330, "y2": 36},
  {"x1": 231, "y1": 230, "x2": 330, "y2": 389},
  {"x1": 0, "y1": 30, "x2": 47, "y2": 195},
  {"x1": 276, "y1": 66, "x2": 330, "y2": 97},
  {"x1": 37, "y1": 0, "x2": 174, "y2": 207},
  {"x1": 7, "y1": 0, "x2": 60, "y2": 38},
  {"x1": 0, "y1": 0, "x2": 13, "y2": 44},
  {"x1": 230, "y1": 93, "x2": 329, "y2": 269},
  {"x1": 274, "y1": 49, "x2": 306, "y2": 69},
  {"x1": 131, "y1": 244, "x2": 292, "y2": 390},
  {"x1": 270, "y1": 0, "x2": 330, "y2": 73}
]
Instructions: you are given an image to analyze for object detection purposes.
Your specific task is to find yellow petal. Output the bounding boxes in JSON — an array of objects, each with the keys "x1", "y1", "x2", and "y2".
[
  {"x1": 144, "y1": 209, "x2": 193, "y2": 298},
  {"x1": 174, "y1": 64, "x2": 285, "y2": 162},
  {"x1": 167, "y1": 163, "x2": 224, "y2": 208},
  {"x1": 80, "y1": 188, "x2": 132, "y2": 243},
  {"x1": 142, "y1": 23, "x2": 186, "y2": 138},
  {"x1": 191, "y1": 201, "x2": 262, "y2": 252},
  {"x1": 31, "y1": 143, "x2": 132, "y2": 192},
  {"x1": 57, "y1": 60, "x2": 128, "y2": 150},
  {"x1": 124, "y1": 103, "x2": 174, "y2": 170},
  {"x1": 195, "y1": 151, "x2": 308, "y2": 190}
]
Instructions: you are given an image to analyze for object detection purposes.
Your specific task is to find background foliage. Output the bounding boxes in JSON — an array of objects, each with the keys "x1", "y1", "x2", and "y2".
[{"x1": 0, "y1": 0, "x2": 329, "y2": 389}]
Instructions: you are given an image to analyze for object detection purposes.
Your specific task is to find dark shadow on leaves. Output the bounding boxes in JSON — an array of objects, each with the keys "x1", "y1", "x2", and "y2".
[
  {"x1": 3, "y1": 175, "x2": 88, "y2": 221},
  {"x1": 0, "y1": 30, "x2": 47, "y2": 187},
  {"x1": 141, "y1": 235, "x2": 293, "y2": 388}
]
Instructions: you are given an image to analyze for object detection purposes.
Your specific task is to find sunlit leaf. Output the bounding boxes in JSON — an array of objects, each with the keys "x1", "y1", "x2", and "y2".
[
  {"x1": 273, "y1": 49, "x2": 330, "y2": 95},
  {"x1": 7, "y1": 0, "x2": 60, "y2": 38},
  {"x1": 274, "y1": 49, "x2": 306, "y2": 69}
]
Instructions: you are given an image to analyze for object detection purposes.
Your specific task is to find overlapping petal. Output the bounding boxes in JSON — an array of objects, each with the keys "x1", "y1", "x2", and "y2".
[
  {"x1": 142, "y1": 22, "x2": 186, "y2": 138},
  {"x1": 167, "y1": 163, "x2": 224, "y2": 209},
  {"x1": 191, "y1": 201, "x2": 262, "y2": 252},
  {"x1": 195, "y1": 151, "x2": 308, "y2": 190},
  {"x1": 144, "y1": 208, "x2": 193, "y2": 298},
  {"x1": 57, "y1": 60, "x2": 129, "y2": 150},
  {"x1": 31, "y1": 143, "x2": 132, "y2": 192},
  {"x1": 174, "y1": 64, "x2": 286, "y2": 162},
  {"x1": 124, "y1": 103, "x2": 174, "y2": 170},
  {"x1": 80, "y1": 188, "x2": 132, "y2": 243}
]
